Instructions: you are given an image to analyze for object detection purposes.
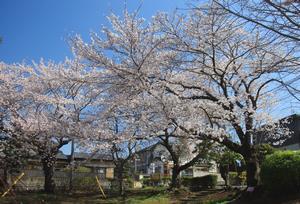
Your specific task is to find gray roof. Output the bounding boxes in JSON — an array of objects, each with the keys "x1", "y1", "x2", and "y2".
[
  {"x1": 56, "y1": 152, "x2": 68, "y2": 160},
  {"x1": 72, "y1": 152, "x2": 113, "y2": 161},
  {"x1": 255, "y1": 114, "x2": 300, "y2": 147},
  {"x1": 55, "y1": 151, "x2": 112, "y2": 161}
]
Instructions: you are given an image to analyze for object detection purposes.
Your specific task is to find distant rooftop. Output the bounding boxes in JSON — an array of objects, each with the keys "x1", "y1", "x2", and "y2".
[{"x1": 56, "y1": 151, "x2": 112, "y2": 161}]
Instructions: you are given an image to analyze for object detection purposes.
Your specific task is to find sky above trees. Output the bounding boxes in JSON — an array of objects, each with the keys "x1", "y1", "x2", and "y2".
[{"x1": 0, "y1": 0, "x2": 185, "y2": 63}]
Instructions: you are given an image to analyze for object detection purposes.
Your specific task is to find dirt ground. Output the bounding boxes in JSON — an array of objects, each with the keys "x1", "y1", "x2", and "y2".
[{"x1": 1, "y1": 188, "x2": 300, "y2": 204}]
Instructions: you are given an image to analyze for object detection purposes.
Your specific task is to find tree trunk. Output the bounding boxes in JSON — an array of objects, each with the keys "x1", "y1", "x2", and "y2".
[
  {"x1": 244, "y1": 152, "x2": 260, "y2": 187},
  {"x1": 169, "y1": 166, "x2": 180, "y2": 190},
  {"x1": 42, "y1": 159, "x2": 56, "y2": 193},
  {"x1": 117, "y1": 164, "x2": 124, "y2": 196},
  {"x1": 220, "y1": 164, "x2": 230, "y2": 187},
  {"x1": 3, "y1": 167, "x2": 9, "y2": 186},
  {"x1": 118, "y1": 172, "x2": 124, "y2": 196}
]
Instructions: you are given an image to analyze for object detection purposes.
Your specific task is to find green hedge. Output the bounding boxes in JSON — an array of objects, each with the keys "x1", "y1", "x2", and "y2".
[
  {"x1": 182, "y1": 175, "x2": 217, "y2": 191},
  {"x1": 261, "y1": 150, "x2": 300, "y2": 195},
  {"x1": 73, "y1": 177, "x2": 98, "y2": 192}
]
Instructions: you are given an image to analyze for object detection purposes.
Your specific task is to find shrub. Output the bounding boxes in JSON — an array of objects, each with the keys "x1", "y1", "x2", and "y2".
[
  {"x1": 199, "y1": 175, "x2": 217, "y2": 188},
  {"x1": 261, "y1": 150, "x2": 300, "y2": 195},
  {"x1": 162, "y1": 176, "x2": 171, "y2": 185},
  {"x1": 181, "y1": 177, "x2": 193, "y2": 187},
  {"x1": 228, "y1": 172, "x2": 238, "y2": 185},
  {"x1": 238, "y1": 171, "x2": 247, "y2": 185},
  {"x1": 228, "y1": 171, "x2": 246, "y2": 186},
  {"x1": 254, "y1": 144, "x2": 276, "y2": 164},
  {"x1": 182, "y1": 175, "x2": 217, "y2": 191},
  {"x1": 74, "y1": 166, "x2": 92, "y2": 173},
  {"x1": 63, "y1": 166, "x2": 92, "y2": 173},
  {"x1": 72, "y1": 176, "x2": 98, "y2": 192},
  {"x1": 124, "y1": 177, "x2": 134, "y2": 188},
  {"x1": 142, "y1": 178, "x2": 151, "y2": 186}
]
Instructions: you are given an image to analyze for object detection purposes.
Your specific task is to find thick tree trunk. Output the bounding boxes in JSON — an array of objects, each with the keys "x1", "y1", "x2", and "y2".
[
  {"x1": 169, "y1": 166, "x2": 180, "y2": 190},
  {"x1": 244, "y1": 151, "x2": 260, "y2": 187},
  {"x1": 42, "y1": 159, "x2": 56, "y2": 193}
]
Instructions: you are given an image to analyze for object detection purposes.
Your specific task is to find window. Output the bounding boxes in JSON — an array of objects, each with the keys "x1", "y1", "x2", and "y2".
[{"x1": 96, "y1": 168, "x2": 106, "y2": 179}]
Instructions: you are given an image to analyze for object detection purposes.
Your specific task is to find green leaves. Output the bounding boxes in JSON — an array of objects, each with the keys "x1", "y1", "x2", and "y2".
[{"x1": 261, "y1": 150, "x2": 300, "y2": 195}]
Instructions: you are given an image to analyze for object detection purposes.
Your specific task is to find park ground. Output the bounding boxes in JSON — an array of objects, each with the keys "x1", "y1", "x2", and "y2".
[{"x1": 1, "y1": 187, "x2": 300, "y2": 204}]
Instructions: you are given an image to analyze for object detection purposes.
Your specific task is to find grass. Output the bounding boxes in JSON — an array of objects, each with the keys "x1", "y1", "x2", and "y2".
[
  {"x1": 0, "y1": 187, "x2": 170, "y2": 204},
  {"x1": 0, "y1": 193, "x2": 170, "y2": 204},
  {"x1": 125, "y1": 193, "x2": 170, "y2": 204},
  {"x1": 0, "y1": 187, "x2": 240, "y2": 204}
]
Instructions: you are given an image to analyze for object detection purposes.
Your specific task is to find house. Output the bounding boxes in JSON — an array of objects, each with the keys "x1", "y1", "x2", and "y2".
[
  {"x1": 132, "y1": 143, "x2": 172, "y2": 176},
  {"x1": 276, "y1": 114, "x2": 300, "y2": 150},
  {"x1": 254, "y1": 114, "x2": 300, "y2": 150},
  {"x1": 131, "y1": 143, "x2": 222, "y2": 181}
]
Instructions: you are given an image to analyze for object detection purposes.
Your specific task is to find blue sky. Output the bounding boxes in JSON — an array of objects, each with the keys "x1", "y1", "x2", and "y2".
[{"x1": 0, "y1": 0, "x2": 187, "y2": 64}]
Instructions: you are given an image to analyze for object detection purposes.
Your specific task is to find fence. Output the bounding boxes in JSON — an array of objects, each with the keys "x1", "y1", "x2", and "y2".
[{"x1": 5, "y1": 170, "x2": 111, "y2": 192}]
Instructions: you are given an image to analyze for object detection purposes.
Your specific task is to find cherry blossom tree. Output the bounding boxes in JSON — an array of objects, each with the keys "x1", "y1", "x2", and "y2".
[
  {"x1": 0, "y1": 60, "x2": 107, "y2": 193},
  {"x1": 72, "y1": 3, "x2": 297, "y2": 189},
  {"x1": 151, "y1": 4, "x2": 297, "y2": 187},
  {"x1": 0, "y1": 63, "x2": 35, "y2": 184},
  {"x1": 133, "y1": 94, "x2": 218, "y2": 189},
  {"x1": 83, "y1": 103, "x2": 144, "y2": 195}
]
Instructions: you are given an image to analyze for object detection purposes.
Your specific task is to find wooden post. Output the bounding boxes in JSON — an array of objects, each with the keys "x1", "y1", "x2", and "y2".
[
  {"x1": 1, "y1": 172, "x2": 25, "y2": 198},
  {"x1": 95, "y1": 175, "x2": 106, "y2": 199}
]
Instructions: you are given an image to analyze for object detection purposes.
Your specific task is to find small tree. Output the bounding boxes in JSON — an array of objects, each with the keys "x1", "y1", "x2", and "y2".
[
  {"x1": 87, "y1": 107, "x2": 142, "y2": 196},
  {"x1": 111, "y1": 142, "x2": 136, "y2": 196},
  {"x1": 217, "y1": 149, "x2": 244, "y2": 187},
  {"x1": 156, "y1": 128, "x2": 216, "y2": 190}
]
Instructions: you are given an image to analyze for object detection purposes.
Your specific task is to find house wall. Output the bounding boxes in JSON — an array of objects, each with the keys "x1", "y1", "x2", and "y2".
[
  {"x1": 192, "y1": 167, "x2": 223, "y2": 183},
  {"x1": 280, "y1": 143, "x2": 300, "y2": 150},
  {"x1": 134, "y1": 144, "x2": 223, "y2": 183}
]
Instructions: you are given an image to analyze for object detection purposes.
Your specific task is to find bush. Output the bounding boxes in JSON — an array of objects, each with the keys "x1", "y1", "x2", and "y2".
[
  {"x1": 162, "y1": 176, "x2": 171, "y2": 183},
  {"x1": 162, "y1": 176, "x2": 171, "y2": 186},
  {"x1": 229, "y1": 172, "x2": 238, "y2": 185},
  {"x1": 142, "y1": 178, "x2": 152, "y2": 186},
  {"x1": 261, "y1": 150, "x2": 300, "y2": 195},
  {"x1": 199, "y1": 175, "x2": 217, "y2": 188},
  {"x1": 254, "y1": 144, "x2": 276, "y2": 164},
  {"x1": 182, "y1": 175, "x2": 217, "y2": 191},
  {"x1": 72, "y1": 176, "x2": 98, "y2": 192},
  {"x1": 124, "y1": 177, "x2": 134, "y2": 188},
  {"x1": 63, "y1": 166, "x2": 92, "y2": 173},
  {"x1": 228, "y1": 171, "x2": 246, "y2": 186},
  {"x1": 74, "y1": 166, "x2": 92, "y2": 173},
  {"x1": 181, "y1": 177, "x2": 193, "y2": 187}
]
